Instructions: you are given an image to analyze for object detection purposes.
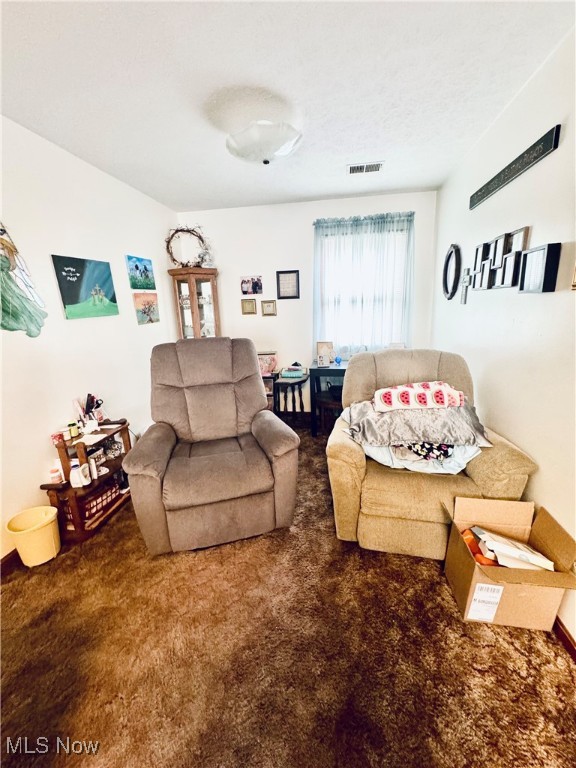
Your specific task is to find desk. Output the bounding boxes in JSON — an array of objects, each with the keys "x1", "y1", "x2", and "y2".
[
  {"x1": 310, "y1": 362, "x2": 348, "y2": 436},
  {"x1": 274, "y1": 375, "x2": 309, "y2": 421}
]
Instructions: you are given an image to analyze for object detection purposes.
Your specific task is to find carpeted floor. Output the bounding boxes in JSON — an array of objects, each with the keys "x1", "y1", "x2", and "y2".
[{"x1": 2, "y1": 429, "x2": 575, "y2": 768}]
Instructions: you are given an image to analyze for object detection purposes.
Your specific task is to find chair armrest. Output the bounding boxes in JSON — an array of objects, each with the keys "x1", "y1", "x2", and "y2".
[
  {"x1": 326, "y1": 418, "x2": 366, "y2": 541},
  {"x1": 122, "y1": 422, "x2": 177, "y2": 480},
  {"x1": 464, "y1": 427, "x2": 538, "y2": 499},
  {"x1": 251, "y1": 410, "x2": 300, "y2": 459},
  {"x1": 326, "y1": 418, "x2": 367, "y2": 472}
]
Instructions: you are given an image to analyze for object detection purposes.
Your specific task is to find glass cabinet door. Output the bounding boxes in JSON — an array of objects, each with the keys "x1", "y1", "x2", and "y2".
[
  {"x1": 176, "y1": 279, "x2": 195, "y2": 338},
  {"x1": 169, "y1": 267, "x2": 221, "y2": 340},
  {"x1": 196, "y1": 278, "x2": 216, "y2": 337}
]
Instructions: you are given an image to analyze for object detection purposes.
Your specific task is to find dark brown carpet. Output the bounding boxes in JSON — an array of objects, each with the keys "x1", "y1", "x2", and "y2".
[{"x1": 2, "y1": 429, "x2": 575, "y2": 768}]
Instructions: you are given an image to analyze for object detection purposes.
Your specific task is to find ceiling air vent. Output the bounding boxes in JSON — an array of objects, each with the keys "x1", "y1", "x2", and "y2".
[{"x1": 348, "y1": 162, "x2": 383, "y2": 175}]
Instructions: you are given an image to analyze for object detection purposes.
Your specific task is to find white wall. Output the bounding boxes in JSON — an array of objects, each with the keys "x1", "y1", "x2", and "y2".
[
  {"x1": 432, "y1": 33, "x2": 576, "y2": 633},
  {"x1": 1, "y1": 118, "x2": 178, "y2": 556},
  {"x1": 179, "y1": 190, "x2": 437, "y2": 408}
]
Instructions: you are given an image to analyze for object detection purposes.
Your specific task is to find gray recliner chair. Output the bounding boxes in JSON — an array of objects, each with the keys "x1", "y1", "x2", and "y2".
[{"x1": 123, "y1": 337, "x2": 300, "y2": 555}]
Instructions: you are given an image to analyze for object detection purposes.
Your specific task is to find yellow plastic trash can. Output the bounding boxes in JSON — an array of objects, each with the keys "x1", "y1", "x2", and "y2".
[{"x1": 6, "y1": 506, "x2": 61, "y2": 567}]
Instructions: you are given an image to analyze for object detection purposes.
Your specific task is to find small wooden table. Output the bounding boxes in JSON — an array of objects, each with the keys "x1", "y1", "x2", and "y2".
[{"x1": 274, "y1": 375, "x2": 310, "y2": 420}]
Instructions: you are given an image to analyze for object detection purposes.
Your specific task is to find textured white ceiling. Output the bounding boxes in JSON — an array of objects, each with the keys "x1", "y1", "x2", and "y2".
[{"x1": 2, "y1": 1, "x2": 574, "y2": 211}]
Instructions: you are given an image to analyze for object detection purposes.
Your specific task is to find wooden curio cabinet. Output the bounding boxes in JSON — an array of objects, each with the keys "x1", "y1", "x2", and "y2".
[{"x1": 168, "y1": 267, "x2": 221, "y2": 339}]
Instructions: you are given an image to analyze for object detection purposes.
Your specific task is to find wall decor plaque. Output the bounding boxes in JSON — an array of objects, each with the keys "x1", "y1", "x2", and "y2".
[{"x1": 470, "y1": 125, "x2": 560, "y2": 210}]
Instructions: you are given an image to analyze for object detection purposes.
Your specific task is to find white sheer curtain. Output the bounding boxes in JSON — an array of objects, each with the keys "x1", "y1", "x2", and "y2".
[{"x1": 313, "y1": 213, "x2": 414, "y2": 356}]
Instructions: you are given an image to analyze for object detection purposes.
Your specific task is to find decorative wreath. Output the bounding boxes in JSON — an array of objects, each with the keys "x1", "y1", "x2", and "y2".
[{"x1": 165, "y1": 226, "x2": 211, "y2": 268}]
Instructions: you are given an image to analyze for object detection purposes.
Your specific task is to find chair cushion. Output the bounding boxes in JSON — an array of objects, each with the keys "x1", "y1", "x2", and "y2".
[
  {"x1": 360, "y1": 460, "x2": 482, "y2": 524},
  {"x1": 163, "y1": 434, "x2": 274, "y2": 511},
  {"x1": 151, "y1": 338, "x2": 268, "y2": 442}
]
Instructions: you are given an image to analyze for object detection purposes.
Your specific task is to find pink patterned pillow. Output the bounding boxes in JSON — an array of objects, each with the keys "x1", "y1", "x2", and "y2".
[{"x1": 374, "y1": 381, "x2": 465, "y2": 412}]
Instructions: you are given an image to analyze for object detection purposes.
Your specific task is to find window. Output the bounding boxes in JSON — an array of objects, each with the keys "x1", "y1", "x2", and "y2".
[{"x1": 313, "y1": 212, "x2": 414, "y2": 355}]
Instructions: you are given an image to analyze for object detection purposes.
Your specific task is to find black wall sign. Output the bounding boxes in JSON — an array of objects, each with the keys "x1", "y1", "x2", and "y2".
[{"x1": 470, "y1": 125, "x2": 561, "y2": 210}]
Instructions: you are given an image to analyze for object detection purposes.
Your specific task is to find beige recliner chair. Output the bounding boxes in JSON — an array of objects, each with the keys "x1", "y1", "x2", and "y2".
[
  {"x1": 123, "y1": 337, "x2": 300, "y2": 555},
  {"x1": 326, "y1": 349, "x2": 537, "y2": 560}
]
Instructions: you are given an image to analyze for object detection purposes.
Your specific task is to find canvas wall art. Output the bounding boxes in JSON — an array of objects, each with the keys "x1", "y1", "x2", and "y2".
[
  {"x1": 132, "y1": 292, "x2": 160, "y2": 324},
  {"x1": 125, "y1": 255, "x2": 156, "y2": 290},
  {"x1": 52, "y1": 255, "x2": 119, "y2": 319},
  {"x1": 1, "y1": 222, "x2": 48, "y2": 337}
]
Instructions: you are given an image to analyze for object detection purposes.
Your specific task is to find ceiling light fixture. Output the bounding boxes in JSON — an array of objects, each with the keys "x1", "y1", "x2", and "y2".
[{"x1": 226, "y1": 120, "x2": 302, "y2": 165}]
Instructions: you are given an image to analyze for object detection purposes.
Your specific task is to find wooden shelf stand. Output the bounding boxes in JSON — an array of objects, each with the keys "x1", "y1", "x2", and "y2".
[{"x1": 40, "y1": 420, "x2": 132, "y2": 544}]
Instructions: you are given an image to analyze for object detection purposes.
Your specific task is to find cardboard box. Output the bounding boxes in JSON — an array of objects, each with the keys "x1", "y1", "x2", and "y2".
[{"x1": 444, "y1": 498, "x2": 576, "y2": 631}]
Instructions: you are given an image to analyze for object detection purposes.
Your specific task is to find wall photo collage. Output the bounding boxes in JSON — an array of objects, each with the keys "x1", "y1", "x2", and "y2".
[
  {"x1": 240, "y1": 270, "x2": 300, "y2": 317},
  {"x1": 471, "y1": 228, "x2": 562, "y2": 294}
]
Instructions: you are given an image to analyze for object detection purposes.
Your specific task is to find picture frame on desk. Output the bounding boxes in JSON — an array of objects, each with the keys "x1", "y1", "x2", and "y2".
[
  {"x1": 257, "y1": 351, "x2": 278, "y2": 375},
  {"x1": 317, "y1": 341, "x2": 334, "y2": 362},
  {"x1": 317, "y1": 354, "x2": 330, "y2": 367}
]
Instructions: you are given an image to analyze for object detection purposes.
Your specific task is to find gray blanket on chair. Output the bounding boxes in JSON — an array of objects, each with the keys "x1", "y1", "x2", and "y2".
[{"x1": 346, "y1": 400, "x2": 491, "y2": 447}]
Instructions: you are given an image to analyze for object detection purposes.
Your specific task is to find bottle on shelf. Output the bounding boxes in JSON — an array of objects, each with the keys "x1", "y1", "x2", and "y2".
[{"x1": 70, "y1": 459, "x2": 91, "y2": 488}]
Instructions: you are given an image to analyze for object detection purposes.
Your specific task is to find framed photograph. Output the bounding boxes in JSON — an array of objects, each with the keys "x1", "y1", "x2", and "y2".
[
  {"x1": 241, "y1": 298, "x2": 257, "y2": 315},
  {"x1": 508, "y1": 227, "x2": 530, "y2": 255},
  {"x1": 240, "y1": 276, "x2": 263, "y2": 295},
  {"x1": 317, "y1": 341, "x2": 333, "y2": 362},
  {"x1": 474, "y1": 243, "x2": 490, "y2": 272},
  {"x1": 276, "y1": 270, "x2": 300, "y2": 299},
  {"x1": 489, "y1": 233, "x2": 510, "y2": 270},
  {"x1": 519, "y1": 243, "x2": 561, "y2": 293},
  {"x1": 494, "y1": 252, "x2": 521, "y2": 289},
  {"x1": 257, "y1": 351, "x2": 278, "y2": 375},
  {"x1": 261, "y1": 299, "x2": 277, "y2": 316}
]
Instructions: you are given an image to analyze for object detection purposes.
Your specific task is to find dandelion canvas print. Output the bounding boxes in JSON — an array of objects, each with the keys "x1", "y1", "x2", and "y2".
[{"x1": 125, "y1": 255, "x2": 156, "y2": 290}]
